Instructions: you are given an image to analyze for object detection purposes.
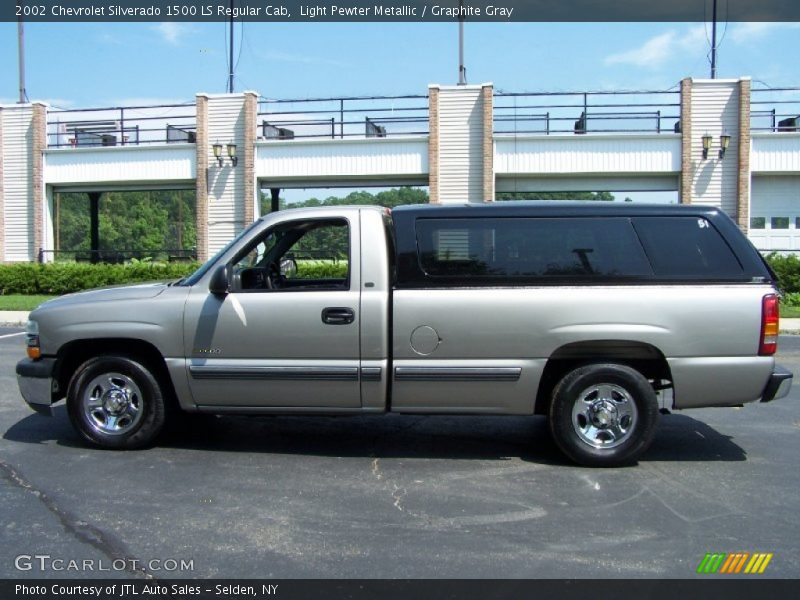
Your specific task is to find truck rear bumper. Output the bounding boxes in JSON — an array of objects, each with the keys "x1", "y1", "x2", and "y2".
[
  {"x1": 761, "y1": 364, "x2": 793, "y2": 403},
  {"x1": 16, "y1": 358, "x2": 57, "y2": 416}
]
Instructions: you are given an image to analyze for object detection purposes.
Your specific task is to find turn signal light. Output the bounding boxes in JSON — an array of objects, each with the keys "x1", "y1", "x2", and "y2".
[
  {"x1": 759, "y1": 294, "x2": 779, "y2": 356},
  {"x1": 25, "y1": 320, "x2": 41, "y2": 360}
]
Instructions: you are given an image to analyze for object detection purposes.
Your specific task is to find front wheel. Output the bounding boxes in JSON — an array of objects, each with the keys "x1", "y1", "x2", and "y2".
[
  {"x1": 67, "y1": 356, "x2": 167, "y2": 449},
  {"x1": 549, "y1": 364, "x2": 659, "y2": 467}
]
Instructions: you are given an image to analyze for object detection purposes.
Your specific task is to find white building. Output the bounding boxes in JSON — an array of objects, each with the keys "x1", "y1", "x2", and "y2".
[{"x1": 1, "y1": 77, "x2": 799, "y2": 262}]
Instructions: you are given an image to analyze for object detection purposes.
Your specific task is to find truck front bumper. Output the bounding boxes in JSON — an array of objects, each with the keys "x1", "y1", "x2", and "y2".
[
  {"x1": 16, "y1": 358, "x2": 57, "y2": 416},
  {"x1": 761, "y1": 364, "x2": 793, "y2": 403}
]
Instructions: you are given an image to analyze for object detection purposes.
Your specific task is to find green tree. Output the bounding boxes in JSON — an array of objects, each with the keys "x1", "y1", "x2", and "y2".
[
  {"x1": 260, "y1": 187, "x2": 429, "y2": 214},
  {"x1": 54, "y1": 190, "x2": 197, "y2": 259}
]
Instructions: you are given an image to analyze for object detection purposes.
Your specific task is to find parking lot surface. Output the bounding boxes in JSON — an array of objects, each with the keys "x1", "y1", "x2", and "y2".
[{"x1": 1, "y1": 327, "x2": 798, "y2": 578}]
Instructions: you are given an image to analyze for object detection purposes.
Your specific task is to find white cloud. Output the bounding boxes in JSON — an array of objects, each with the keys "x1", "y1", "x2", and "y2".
[
  {"x1": 260, "y1": 51, "x2": 349, "y2": 68},
  {"x1": 97, "y1": 32, "x2": 124, "y2": 46},
  {"x1": 729, "y1": 22, "x2": 800, "y2": 45},
  {"x1": 605, "y1": 31, "x2": 678, "y2": 67},
  {"x1": 152, "y1": 22, "x2": 193, "y2": 45},
  {"x1": 604, "y1": 25, "x2": 708, "y2": 69},
  {"x1": 677, "y1": 25, "x2": 709, "y2": 52}
]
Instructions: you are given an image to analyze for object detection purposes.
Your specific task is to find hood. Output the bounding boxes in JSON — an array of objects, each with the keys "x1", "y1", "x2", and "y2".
[{"x1": 34, "y1": 281, "x2": 169, "y2": 312}]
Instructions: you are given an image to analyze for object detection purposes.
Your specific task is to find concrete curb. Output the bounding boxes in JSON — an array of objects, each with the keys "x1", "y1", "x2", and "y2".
[
  {"x1": 780, "y1": 318, "x2": 800, "y2": 335},
  {"x1": 0, "y1": 311, "x2": 30, "y2": 327}
]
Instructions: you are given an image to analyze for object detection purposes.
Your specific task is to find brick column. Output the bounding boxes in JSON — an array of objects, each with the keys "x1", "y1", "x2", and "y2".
[
  {"x1": 679, "y1": 78, "x2": 693, "y2": 204},
  {"x1": 31, "y1": 103, "x2": 47, "y2": 260},
  {"x1": 427, "y1": 86, "x2": 440, "y2": 204},
  {"x1": 243, "y1": 92, "x2": 257, "y2": 223},
  {"x1": 0, "y1": 107, "x2": 4, "y2": 262},
  {"x1": 737, "y1": 78, "x2": 751, "y2": 231},
  {"x1": 482, "y1": 84, "x2": 494, "y2": 202},
  {"x1": 195, "y1": 94, "x2": 209, "y2": 262}
]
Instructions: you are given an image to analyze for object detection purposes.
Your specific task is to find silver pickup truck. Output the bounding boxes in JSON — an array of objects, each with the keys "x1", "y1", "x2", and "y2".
[{"x1": 16, "y1": 202, "x2": 793, "y2": 466}]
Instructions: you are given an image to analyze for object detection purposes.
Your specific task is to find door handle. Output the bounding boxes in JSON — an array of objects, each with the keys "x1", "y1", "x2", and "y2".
[{"x1": 322, "y1": 307, "x2": 355, "y2": 325}]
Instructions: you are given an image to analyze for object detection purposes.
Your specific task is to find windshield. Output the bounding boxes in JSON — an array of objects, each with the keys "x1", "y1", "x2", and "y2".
[{"x1": 179, "y1": 218, "x2": 264, "y2": 286}]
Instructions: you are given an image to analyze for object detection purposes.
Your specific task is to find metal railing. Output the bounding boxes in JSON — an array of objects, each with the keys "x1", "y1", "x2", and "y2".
[
  {"x1": 46, "y1": 103, "x2": 197, "y2": 148},
  {"x1": 257, "y1": 94, "x2": 429, "y2": 141},
  {"x1": 494, "y1": 90, "x2": 681, "y2": 135},
  {"x1": 751, "y1": 87, "x2": 800, "y2": 133},
  {"x1": 39, "y1": 86, "x2": 800, "y2": 149},
  {"x1": 39, "y1": 248, "x2": 197, "y2": 264}
]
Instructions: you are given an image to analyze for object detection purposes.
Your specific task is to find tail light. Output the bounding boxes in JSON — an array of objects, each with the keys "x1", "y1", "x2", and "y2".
[{"x1": 759, "y1": 294, "x2": 779, "y2": 356}]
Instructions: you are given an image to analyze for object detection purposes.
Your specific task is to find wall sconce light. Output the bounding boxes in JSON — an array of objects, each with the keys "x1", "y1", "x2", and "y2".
[
  {"x1": 227, "y1": 143, "x2": 238, "y2": 167},
  {"x1": 719, "y1": 134, "x2": 731, "y2": 159},
  {"x1": 701, "y1": 134, "x2": 713, "y2": 160},
  {"x1": 212, "y1": 143, "x2": 224, "y2": 167}
]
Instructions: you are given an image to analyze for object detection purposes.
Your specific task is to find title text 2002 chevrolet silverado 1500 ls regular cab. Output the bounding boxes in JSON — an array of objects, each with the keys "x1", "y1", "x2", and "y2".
[{"x1": 16, "y1": 202, "x2": 794, "y2": 466}]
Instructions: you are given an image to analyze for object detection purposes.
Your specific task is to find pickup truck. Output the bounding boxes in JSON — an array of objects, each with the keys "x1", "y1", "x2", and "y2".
[{"x1": 16, "y1": 202, "x2": 793, "y2": 466}]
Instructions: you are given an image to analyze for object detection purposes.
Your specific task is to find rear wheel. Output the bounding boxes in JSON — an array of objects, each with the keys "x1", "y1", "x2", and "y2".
[
  {"x1": 549, "y1": 363, "x2": 658, "y2": 467},
  {"x1": 67, "y1": 356, "x2": 166, "y2": 449}
]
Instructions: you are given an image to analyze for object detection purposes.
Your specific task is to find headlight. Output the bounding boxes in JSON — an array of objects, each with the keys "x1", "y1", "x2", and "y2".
[{"x1": 25, "y1": 320, "x2": 40, "y2": 360}]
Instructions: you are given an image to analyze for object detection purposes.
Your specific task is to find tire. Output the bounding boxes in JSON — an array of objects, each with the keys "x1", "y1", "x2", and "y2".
[
  {"x1": 66, "y1": 356, "x2": 167, "y2": 449},
  {"x1": 548, "y1": 363, "x2": 659, "y2": 467}
]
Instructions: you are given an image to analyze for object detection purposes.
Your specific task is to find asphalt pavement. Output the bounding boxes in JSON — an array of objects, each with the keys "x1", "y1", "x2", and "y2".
[{"x1": 0, "y1": 327, "x2": 798, "y2": 579}]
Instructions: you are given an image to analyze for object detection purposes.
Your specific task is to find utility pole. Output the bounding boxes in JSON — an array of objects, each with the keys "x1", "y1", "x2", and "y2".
[
  {"x1": 710, "y1": 0, "x2": 718, "y2": 79},
  {"x1": 17, "y1": 1, "x2": 27, "y2": 103},
  {"x1": 457, "y1": 0, "x2": 466, "y2": 85},
  {"x1": 227, "y1": 0, "x2": 235, "y2": 93}
]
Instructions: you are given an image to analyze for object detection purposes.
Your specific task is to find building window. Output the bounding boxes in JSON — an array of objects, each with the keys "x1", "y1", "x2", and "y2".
[
  {"x1": 750, "y1": 217, "x2": 766, "y2": 230},
  {"x1": 795, "y1": 217, "x2": 800, "y2": 229},
  {"x1": 771, "y1": 217, "x2": 790, "y2": 230}
]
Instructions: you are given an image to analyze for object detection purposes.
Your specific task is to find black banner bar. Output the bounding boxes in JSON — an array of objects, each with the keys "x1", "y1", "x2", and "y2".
[
  {"x1": 4, "y1": 1, "x2": 800, "y2": 23},
  {"x1": 2, "y1": 579, "x2": 799, "y2": 600}
]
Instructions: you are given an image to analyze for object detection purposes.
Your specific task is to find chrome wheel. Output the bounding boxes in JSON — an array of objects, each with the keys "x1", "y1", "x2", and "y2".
[
  {"x1": 571, "y1": 383, "x2": 638, "y2": 449},
  {"x1": 81, "y1": 372, "x2": 144, "y2": 436}
]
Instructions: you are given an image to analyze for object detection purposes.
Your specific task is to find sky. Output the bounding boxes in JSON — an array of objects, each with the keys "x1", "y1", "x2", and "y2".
[
  {"x1": 1, "y1": 20, "x2": 799, "y2": 107},
  {"x1": 0, "y1": 19, "x2": 797, "y2": 204}
]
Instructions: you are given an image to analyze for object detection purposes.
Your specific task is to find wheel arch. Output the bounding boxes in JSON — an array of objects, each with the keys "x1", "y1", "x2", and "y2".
[
  {"x1": 534, "y1": 340, "x2": 672, "y2": 415},
  {"x1": 54, "y1": 338, "x2": 178, "y2": 409}
]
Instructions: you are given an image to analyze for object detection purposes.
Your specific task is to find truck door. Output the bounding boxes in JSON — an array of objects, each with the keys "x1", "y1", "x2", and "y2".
[{"x1": 182, "y1": 214, "x2": 362, "y2": 410}]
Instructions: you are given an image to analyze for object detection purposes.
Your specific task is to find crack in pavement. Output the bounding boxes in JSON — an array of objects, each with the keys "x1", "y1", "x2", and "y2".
[
  {"x1": 391, "y1": 484, "x2": 407, "y2": 513},
  {"x1": 637, "y1": 463, "x2": 738, "y2": 523},
  {"x1": 368, "y1": 457, "x2": 547, "y2": 527},
  {"x1": 0, "y1": 457, "x2": 153, "y2": 579},
  {"x1": 371, "y1": 458, "x2": 382, "y2": 481}
]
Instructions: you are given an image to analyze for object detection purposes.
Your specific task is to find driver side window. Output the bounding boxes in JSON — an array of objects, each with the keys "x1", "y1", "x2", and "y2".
[{"x1": 231, "y1": 218, "x2": 350, "y2": 292}]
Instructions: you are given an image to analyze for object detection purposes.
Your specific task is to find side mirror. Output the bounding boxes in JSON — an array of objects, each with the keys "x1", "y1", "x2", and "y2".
[
  {"x1": 209, "y1": 265, "x2": 230, "y2": 295},
  {"x1": 280, "y1": 257, "x2": 298, "y2": 278}
]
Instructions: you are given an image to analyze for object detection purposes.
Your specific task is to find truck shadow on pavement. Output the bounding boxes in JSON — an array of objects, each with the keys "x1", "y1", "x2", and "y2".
[{"x1": 4, "y1": 407, "x2": 747, "y2": 465}]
